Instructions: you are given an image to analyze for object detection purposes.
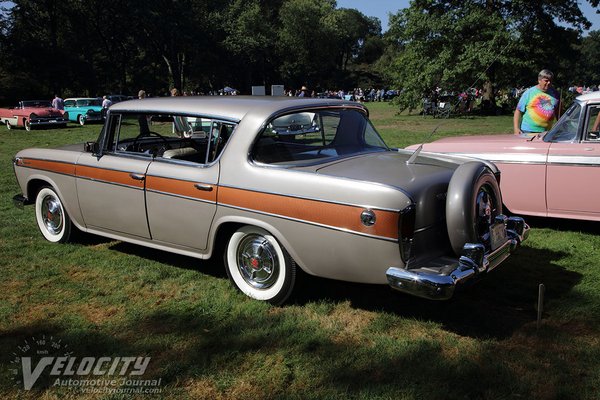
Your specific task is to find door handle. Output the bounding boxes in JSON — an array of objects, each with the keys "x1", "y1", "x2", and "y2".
[
  {"x1": 129, "y1": 173, "x2": 145, "y2": 181},
  {"x1": 194, "y1": 183, "x2": 213, "y2": 192}
]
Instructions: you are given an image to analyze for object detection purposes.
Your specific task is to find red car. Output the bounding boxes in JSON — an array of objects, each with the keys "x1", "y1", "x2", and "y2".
[
  {"x1": 407, "y1": 91, "x2": 600, "y2": 221},
  {"x1": 0, "y1": 100, "x2": 68, "y2": 131}
]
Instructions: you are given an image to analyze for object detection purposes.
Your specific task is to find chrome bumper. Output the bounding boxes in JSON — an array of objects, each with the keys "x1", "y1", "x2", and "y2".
[
  {"x1": 386, "y1": 216, "x2": 529, "y2": 300},
  {"x1": 30, "y1": 117, "x2": 68, "y2": 126},
  {"x1": 83, "y1": 113, "x2": 103, "y2": 122}
]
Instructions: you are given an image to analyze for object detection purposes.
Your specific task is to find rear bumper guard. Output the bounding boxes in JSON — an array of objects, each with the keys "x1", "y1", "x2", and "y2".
[
  {"x1": 386, "y1": 216, "x2": 529, "y2": 300},
  {"x1": 13, "y1": 194, "x2": 32, "y2": 209}
]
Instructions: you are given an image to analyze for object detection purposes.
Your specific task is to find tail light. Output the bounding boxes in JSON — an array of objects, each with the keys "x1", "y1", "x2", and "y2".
[{"x1": 399, "y1": 205, "x2": 416, "y2": 263}]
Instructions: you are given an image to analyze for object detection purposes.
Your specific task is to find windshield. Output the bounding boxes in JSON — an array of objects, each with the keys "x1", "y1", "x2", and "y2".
[
  {"x1": 21, "y1": 100, "x2": 52, "y2": 108},
  {"x1": 544, "y1": 102, "x2": 581, "y2": 143},
  {"x1": 252, "y1": 108, "x2": 389, "y2": 165}
]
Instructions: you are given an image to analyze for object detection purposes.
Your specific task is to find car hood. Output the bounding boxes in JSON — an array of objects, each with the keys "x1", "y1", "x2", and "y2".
[{"x1": 313, "y1": 151, "x2": 457, "y2": 198}]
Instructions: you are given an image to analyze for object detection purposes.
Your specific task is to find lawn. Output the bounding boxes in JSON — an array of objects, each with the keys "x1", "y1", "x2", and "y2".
[{"x1": 1, "y1": 102, "x2": 599, "y2": 399}]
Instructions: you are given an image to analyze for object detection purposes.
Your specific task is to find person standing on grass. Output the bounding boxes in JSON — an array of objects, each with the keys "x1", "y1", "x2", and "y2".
[
  {"x1": 514, "y1": 69, "x2": 560, "y2": 137},
  {"x1": 52, "y1": 94, "x2": 64, "y2": 110}
]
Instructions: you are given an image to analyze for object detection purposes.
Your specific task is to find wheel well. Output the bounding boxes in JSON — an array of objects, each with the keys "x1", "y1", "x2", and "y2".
[
  {"x1": 27, "y1": 179, "x2": 51, "y2": 201},
  {"x1": 210, "y1": 222, "x2": 244, "y2": 260}
]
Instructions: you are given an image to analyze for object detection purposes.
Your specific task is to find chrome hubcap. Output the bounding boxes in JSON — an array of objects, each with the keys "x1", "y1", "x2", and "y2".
[
  {"x1": 41, "y1": 195, "x2": 63, "y2": 235},
  {"x1": 475, "y1": 185, "x2": 496, "y2": 240},
  {"x1": 236, "y1": 234, "x2": 278, "y2": 289}
]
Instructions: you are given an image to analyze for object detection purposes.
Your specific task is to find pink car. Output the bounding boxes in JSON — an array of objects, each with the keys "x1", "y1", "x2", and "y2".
[
  {"x1": 407, "y1": 91, "x2": 600, "y2": 221},
  {"x1": 0, "y1": 100, "x2": 68, "y2": 131}
]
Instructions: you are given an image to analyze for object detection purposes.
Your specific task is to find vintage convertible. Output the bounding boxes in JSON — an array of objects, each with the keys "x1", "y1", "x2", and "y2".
[
  {"x1": 407, "y1": 91, "x2": 600, "y2": 222},
  {"x1": 63, "y1": 97, "x2": 104, "y2": 125},
  {"x1": 12, "y1": 97, "x2": 528, "y2": 304},
  {"x1": 0, "y1": 100, "x2": 68, "y2": 131}
]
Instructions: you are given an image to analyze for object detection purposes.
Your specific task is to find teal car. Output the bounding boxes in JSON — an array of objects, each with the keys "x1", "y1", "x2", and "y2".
[{"x1": 63, "y1": 98, "x2": 103, "y2": 125}]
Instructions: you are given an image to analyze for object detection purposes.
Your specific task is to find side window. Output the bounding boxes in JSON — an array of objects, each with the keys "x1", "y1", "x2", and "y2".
[
  {"x1": 106, "y1": 112, "x2": 236, "y2": 164},
  {"x1": 585, "y1": 105, "x2": 600, "y2": 141},
  {"x1": 204, "y1": 121, "x2": 235, "y2": 164}
]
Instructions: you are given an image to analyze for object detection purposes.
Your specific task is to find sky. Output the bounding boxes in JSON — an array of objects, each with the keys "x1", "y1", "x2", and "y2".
[{"x1": 336, "y1": 0, "x2": 600, "y2": 33}]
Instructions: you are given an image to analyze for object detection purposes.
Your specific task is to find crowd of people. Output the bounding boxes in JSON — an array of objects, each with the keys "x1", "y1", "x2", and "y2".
[
  {"x1": 49, "y1": 70, "x2": 598, "y2": 133},
  {"x1": 282, "y1": 87, "x2": 397, "y2": 102}
]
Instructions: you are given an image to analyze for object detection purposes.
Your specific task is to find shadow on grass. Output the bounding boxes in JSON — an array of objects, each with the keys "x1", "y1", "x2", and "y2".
[
  {"x1": 291, "y1": 245, "x2": 582, "y2": 340},
  {"x1": 107, "y1": 241, "x2": 227, "y2": 280},
  {"x1": 0, "y1": 309, "x2": 531, "y2": 398},
  {"x1": 71, "y1": 230, "x2": 581, "y2": 341},
  {"x1": 525, "y1": 216, "x2": 600, "y2": 234}
]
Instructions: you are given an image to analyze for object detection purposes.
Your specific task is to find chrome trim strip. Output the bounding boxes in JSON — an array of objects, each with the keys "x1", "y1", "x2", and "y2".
[
  {"x1": 76, "y1": 175, "x2": 144, "y2": 191},
  {"x1": 146, "y1": 188, "x2": 216, "y2": 205},
  {"x1": 219, "y1": 202, "x2": 398, "y2": 243},
  {"x1": 547, "y1": 155, "x2": 600, "y2": 166},
  {"x1": 437, "y1": 152, "x2": 600, "y2": 167},
  {"x1": 447, "y1": 152, "x2": 548, "y2": 164},
  {"x1": 17, "y1": 157, "x2": 76, "y2": 166}
]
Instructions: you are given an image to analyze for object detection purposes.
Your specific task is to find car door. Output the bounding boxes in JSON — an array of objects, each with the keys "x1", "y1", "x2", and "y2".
[
  {"x1": 76, "y1": 113, "x2": 152, "y2": 238},
  {"x1": 144, "y1": 118, "x2": 234, "y2": 250},
  {"x1": 546, "y1": 102, "x2": 600, "y2": 216}
]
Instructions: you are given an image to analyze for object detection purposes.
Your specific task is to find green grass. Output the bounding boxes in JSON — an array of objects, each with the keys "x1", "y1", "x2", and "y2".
[{"x1": 1, "y1": 105, "x2": 599, "y2": 399}]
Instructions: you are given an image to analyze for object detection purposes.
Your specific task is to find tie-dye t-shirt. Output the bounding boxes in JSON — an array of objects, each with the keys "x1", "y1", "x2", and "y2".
[{"x1": 517, "y1": 86, "x2": 560, "y2": 132}]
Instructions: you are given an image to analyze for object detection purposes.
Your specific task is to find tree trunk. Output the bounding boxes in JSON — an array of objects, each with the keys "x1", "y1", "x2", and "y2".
[{"x1": 481, "y1": 80, "x2": 496, "y2": 115}]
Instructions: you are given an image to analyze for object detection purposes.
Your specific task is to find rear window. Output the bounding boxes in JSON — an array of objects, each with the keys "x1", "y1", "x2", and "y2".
[{"x1": 252, "y1": 109, "x2": 388, "y2": 165}]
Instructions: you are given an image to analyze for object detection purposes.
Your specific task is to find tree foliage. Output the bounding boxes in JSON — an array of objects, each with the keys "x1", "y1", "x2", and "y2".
[
  {"x1": 0, "y1": 0, "x2": 598, "y2": 105},
  {"x1": 381, "y1": 0, "x2": 598, "y2": 112},
  {"x1": 0, "y1": 0, "x2": 380, "y2": 102}
]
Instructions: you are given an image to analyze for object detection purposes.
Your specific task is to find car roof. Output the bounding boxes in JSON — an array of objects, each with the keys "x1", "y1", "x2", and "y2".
[
  {"x1": 108, "y1": 96, "x2": 366, "y2": 122},
  {"x1": 576, "y1": 91, "x2": 600, "y2": 103},
  {"x1": 65, "y1": 98, "x2": 100, "y2": 101}
]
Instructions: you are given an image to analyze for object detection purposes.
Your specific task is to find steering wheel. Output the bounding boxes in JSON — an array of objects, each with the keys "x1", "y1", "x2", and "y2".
[{"x1": 131, "y1": 131, "x2": 171, "y2": 155}]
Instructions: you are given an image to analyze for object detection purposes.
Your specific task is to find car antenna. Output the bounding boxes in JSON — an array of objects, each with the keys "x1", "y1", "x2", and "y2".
[
  {"x1": 405, "y1": 36, "x2": 513, "y2": 165},
  {"x1": 406, "y1": 123, "x2": 443, "y2": 164}
]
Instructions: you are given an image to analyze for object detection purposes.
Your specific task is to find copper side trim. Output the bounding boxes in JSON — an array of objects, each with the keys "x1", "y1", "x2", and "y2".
[
  {"x1": 76, "y1": 165, "x2": 145, "y2": 188},
  {"x1": 219, "y1": 187, "x2": 399, "y2": 240},
  {"x1": 20, "y1": 158, "x2": 76, "y2": 175}
]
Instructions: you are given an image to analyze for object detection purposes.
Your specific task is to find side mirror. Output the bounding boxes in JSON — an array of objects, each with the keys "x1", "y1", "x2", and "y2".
[{"x1": 84, "y1": 141, "x2": 99, "y2": 153}]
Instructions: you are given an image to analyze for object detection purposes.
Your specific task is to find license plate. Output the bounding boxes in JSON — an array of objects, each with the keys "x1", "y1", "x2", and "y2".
[
  {"x1": 489, "y1": 223, "x2": 506, "y2": 251},
  {"x1": 50, "y1": 120, "x2": 57, "y2": 123}
]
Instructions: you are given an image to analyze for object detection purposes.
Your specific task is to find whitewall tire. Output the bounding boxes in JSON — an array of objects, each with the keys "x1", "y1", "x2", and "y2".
[
  {"x1": 225, "y1": 226, "x2": 296, "y2": 305},
  {"x1": 35, "y1": 186, "x2": 72, "y2": 243}
]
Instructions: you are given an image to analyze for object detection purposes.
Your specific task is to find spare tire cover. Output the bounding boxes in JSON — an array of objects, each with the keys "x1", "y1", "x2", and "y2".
[{"x1": 446, "y1": 161, "x2": 502, "y2": 255}]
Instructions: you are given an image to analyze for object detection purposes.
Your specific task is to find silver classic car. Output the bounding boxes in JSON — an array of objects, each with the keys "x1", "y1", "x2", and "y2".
[{"x1": 13, "y1": 97, "x2": 528, "y2": 304}]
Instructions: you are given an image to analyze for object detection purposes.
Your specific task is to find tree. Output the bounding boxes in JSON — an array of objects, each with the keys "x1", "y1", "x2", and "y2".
[
  {"x1": 574, "y1": 31, "x2": 600, "y2": 86},
  {"x1": 220, "y1": 0, "x2": 284, "y2": 91},
  {"x1": 382, "y1": 0, "x2": 596, "y2": 113}
]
